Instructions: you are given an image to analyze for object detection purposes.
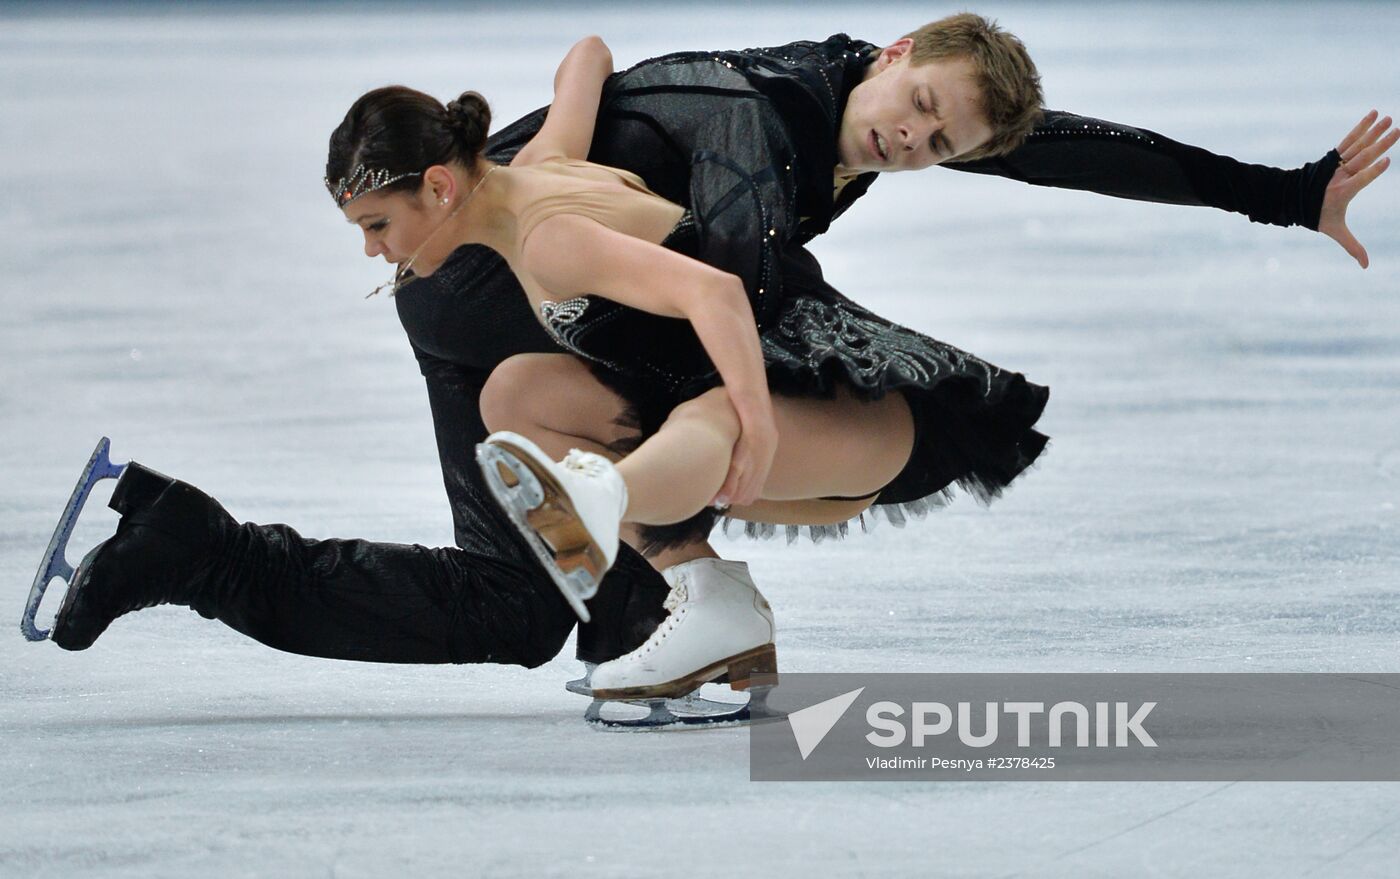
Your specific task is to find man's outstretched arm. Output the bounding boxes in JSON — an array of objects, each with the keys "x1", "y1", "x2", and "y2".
[{"x1": 945, "y1": 109, "x2": 1394, "y2": 266}]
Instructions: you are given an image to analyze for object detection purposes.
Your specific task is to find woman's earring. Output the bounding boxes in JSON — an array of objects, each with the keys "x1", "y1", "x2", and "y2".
[{"x1": 439, "y1": 197, "x2": 449, "y2": 206}]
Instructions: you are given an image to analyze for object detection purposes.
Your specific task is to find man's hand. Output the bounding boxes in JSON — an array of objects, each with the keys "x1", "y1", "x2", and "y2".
[{"x1": 1319, "y1": 110, "x2": 1396, "y2": 269}]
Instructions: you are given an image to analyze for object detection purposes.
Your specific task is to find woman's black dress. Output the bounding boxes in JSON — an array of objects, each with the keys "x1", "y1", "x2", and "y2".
[{"x1": 535, "y1": 213, "x2": 1049, "y2": 550}]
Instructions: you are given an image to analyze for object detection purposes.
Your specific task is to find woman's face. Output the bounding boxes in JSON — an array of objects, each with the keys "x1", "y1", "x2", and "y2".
[{"x1": 342, "y1": 186, "x2": 435, "y2": 266}]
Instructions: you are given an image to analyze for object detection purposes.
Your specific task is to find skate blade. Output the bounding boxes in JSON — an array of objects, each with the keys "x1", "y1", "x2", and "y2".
[
  {"x1": 476, "y1": 440, "x2": 605, "y2": 623},
  {"x1": 567, "y1": 665, "x2": 747, "y2": 715},
  {"x1": 589, "y1": 643, "x2": 779, "y2": 703},
  {"x1": 22, "y1": 438, "x2": 128, "y2": 642},
  {"x1": 585, "y1": 684, "x2": 783, "y2": 731},
  {"x1": 564, "y1": 662, "x2": 597, "y2": 696}
]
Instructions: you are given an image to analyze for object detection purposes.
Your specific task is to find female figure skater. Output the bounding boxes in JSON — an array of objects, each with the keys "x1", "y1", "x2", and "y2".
[{"x1": 327, "y1": 30, "x2": 1051, "y2": 701}]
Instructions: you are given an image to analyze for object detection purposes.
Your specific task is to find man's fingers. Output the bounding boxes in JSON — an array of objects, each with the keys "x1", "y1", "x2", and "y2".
[
  {"x1": 1352, "y1": 239, "x2": 1371, "y2": 270},
  {"x1": 1332, "y1": 223, "x2": 1369, "y2": 269},
  {"x1": 1341, "y1": 119, "x2": 1396, "y2": 166},
  {"x1": 1382, "y1": 126, "x2": 1400, "y2": 157},
  {"x1": 1340, "y1": 115, "x2": 1391, "y2": 163},
  {"x1": 1348, "y1": 155, "x2": 1392, "y2": 194},
  {"x1": 1338, "y1": 109, "x2": 1380, "y2": 155},
  {"x1": 1354, "y1": 128, "x2": 1400, "y2": 171}
]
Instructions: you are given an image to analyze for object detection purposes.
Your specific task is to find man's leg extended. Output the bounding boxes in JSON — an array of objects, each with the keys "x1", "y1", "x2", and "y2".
[{"x1": 51, "y1": 461, "x2": 666, "y2": 669}]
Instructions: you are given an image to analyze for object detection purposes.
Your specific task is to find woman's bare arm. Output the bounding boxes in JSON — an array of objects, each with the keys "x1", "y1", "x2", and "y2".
[{"x1": 512, "y1": 36, "x2": 613, "y2": 167}]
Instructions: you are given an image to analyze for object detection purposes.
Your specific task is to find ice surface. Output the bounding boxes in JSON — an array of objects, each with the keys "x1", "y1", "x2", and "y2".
[{"x1": 2, "y1": 2, "x2": 1398, "y2": 877}]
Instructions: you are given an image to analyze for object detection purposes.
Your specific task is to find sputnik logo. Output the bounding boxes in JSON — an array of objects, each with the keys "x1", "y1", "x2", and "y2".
[{"x1": 787, "y1": 687, "x2": 865, "y2": 759}]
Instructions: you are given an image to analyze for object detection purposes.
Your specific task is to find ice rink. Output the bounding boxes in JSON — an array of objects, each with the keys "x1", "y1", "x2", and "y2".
[{"x1": 2, "y1": 1, "x2": 1398, "y2": 876}]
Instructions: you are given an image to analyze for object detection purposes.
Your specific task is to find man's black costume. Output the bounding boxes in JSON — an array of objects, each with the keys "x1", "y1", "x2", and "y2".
[{"x1": 55, "y1": 36, "x2": 1339, "y2": 667}]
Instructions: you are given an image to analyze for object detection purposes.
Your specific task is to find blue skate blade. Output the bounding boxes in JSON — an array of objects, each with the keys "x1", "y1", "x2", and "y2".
[
  {"x1": 476, "y1": 442, "x2": 595, "y2": 623},
  {"x1": 22, "y1": 438, "x2": 127, "y2": 642}
]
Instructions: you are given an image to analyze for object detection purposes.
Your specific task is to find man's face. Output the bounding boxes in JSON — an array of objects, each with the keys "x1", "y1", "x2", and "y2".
[{"x1": 837, "y1": 39, "x2": 993, "y2": 175}]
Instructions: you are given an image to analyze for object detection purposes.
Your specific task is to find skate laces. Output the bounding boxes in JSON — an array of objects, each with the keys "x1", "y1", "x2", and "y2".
[
  {"x1": 561, "y1": 449, "x2": 608, "y2": 478},
  {"x1": 629, "y1": 573, "x2": 688, "y2": 657},
  {"x1": 662, "y1": 571, "x2": 690, "y2": 614}
]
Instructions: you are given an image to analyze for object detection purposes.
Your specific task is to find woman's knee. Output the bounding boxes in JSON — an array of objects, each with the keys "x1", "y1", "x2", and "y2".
[{"x1": 479, "y1": 353, "x2": 558, "y2": 432}]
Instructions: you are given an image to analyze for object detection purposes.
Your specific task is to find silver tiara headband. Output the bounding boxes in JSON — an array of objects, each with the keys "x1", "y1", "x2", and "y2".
[{"x1": 325, "y1": 164, "x2": 422, "y2": 208}]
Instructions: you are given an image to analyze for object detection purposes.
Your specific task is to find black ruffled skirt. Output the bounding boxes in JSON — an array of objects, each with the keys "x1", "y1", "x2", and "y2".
[{"x1": 536, "y1": 216, "x2": 1049, "y2": 550}]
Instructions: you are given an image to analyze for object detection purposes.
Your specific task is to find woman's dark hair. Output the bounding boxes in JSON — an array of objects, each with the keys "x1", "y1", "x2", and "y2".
[{"x1": 325, "y1": 87, "x2": 491, "y2": 200}]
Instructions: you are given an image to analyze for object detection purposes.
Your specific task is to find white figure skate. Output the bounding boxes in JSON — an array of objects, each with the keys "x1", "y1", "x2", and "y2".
[
  {"x1": 476, "y1": 431, "x2": 627, "y2": 623},
  {"x1": 589, "y1": 558, "x2": 777, "y2": 702}
]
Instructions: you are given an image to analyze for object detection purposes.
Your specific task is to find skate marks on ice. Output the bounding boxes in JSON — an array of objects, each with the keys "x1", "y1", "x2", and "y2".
[
  {"x1": 992, "y1": 781, "x2": 1242, "y2": 878},
  {"x1": 21, "y1": 437, "x2": 126, "y2": 642}
]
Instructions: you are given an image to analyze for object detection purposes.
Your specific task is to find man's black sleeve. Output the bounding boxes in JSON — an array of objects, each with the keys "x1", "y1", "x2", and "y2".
[{"x1": 945, "y1": 110, "x2": 1340, "y2": 230}]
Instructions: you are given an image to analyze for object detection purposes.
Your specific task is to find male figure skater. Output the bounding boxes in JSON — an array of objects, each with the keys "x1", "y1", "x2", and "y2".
[{"x1": 40, "y1": 16, "x2": 1391, "y2": 719}]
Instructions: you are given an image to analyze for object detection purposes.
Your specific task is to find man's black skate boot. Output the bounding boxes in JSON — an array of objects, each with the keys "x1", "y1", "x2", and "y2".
[{"x1": 51, "y1": 462, "x2": 237, "y2": 651}]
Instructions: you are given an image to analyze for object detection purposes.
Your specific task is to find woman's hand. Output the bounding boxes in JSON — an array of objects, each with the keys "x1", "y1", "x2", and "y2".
[
  {"x1": 713, "y1": 401, "x2": 779, "y2": 510},
  {"x1": 1319, "y1": 110, "x2": 1396, "y2": 269}
]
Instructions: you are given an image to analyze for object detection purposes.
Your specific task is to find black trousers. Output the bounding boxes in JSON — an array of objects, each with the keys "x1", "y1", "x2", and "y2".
[{"x1": 114, "y1": 462, "x2": 670, "y2": 669}]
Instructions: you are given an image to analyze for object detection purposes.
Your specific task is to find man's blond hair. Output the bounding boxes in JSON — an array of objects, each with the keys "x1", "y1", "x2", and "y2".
[{"x1": 904, "y1": 13, "x2": 1043, "y2": 159}]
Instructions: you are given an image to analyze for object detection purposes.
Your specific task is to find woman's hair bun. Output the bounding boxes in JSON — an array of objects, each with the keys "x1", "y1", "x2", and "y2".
[{"x1": 444, "y1": 91, "x2": 491, "y2": 156}]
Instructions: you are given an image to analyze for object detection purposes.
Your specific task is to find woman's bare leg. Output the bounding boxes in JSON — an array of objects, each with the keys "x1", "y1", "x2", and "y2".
[
  {"x1": 612, "y1": 387, "x2": 741, "y2": 522},
  {"x1": 481, "y1": 353, "x2": 916, "y2": 529},
  {"x1": 480, "y1": 353, "x2": 633, "y2": 461},
  {"x1": 480, "y1": 354, "x2": 720, "y2": 561},
  {"x1": 590, "y1": 388, "x2": 913, "y2": 702},
  {"x1": 752, "y1": 386, "x2": 915, "y2": 501},
  {"x1": 617, "y1": 385, "x2": 914, "y2": 524}
]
